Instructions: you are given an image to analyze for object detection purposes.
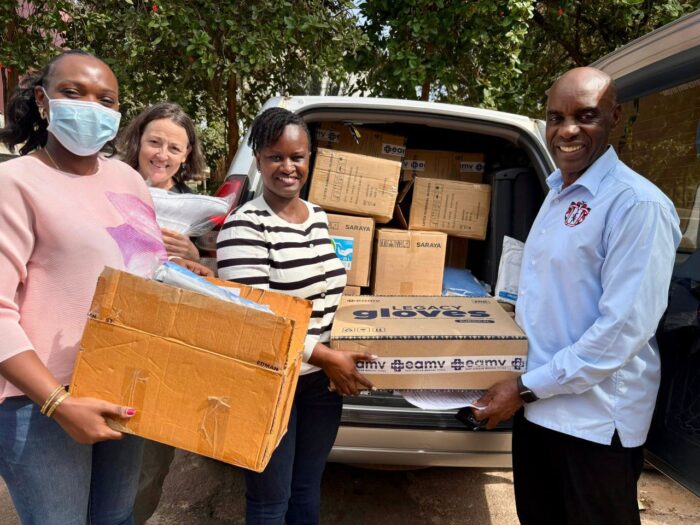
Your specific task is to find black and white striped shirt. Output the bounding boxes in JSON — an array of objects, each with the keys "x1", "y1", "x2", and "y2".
[{"x1": 216, "y1": 196, "x2": 347, "y2": 375}]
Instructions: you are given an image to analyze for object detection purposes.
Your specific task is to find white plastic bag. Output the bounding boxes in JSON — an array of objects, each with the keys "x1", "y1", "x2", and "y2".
[
  {"x1": 149, "y1": 188, "x2": 234, "y2": 237},
  {"x1": 494, "y1": 236, "x2": 524, "y2": 306}
]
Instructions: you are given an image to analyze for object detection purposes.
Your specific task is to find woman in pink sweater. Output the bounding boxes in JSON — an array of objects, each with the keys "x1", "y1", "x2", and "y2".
[{"x1": 0, "y1": 50, "x2": 173, "y2": 524}]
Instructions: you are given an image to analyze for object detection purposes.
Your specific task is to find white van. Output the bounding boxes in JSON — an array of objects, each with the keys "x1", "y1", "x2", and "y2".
[
  {"x1": 218, "y1": 10, "x2": 700, "y2": 495},
  {"x1": 592, "y1": 9, "x2": 700, "y2": 497}
]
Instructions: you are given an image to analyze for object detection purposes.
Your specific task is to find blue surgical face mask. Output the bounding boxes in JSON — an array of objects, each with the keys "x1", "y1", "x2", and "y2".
[{"x1": 42, "y1": 88, "x2": 121, "y2": 156}]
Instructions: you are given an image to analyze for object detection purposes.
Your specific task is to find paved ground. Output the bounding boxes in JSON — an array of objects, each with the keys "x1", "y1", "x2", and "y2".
[{"x1": 2, "y1": 450, "x2": 698, "y2": 524}]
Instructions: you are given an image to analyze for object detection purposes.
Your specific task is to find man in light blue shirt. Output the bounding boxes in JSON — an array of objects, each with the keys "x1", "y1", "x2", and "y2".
[{"x1": 475, "y1": 67, "x2": 680, "y2": 525}]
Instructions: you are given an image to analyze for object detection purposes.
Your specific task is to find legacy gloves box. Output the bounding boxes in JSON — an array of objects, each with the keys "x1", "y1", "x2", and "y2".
[{"x1": 331, "y1": 295, "x2": 528, "y2": 390}]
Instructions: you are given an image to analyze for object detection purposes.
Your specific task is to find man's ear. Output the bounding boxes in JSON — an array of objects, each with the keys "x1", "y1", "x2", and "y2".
[{"x1": 610, "y1": 103, "x2": 622, "y2": 129}]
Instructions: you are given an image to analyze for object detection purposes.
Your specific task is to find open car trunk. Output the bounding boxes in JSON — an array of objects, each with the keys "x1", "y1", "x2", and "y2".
[{"x1": 285, "y1": 108, "x2": 550, "y2": 432}]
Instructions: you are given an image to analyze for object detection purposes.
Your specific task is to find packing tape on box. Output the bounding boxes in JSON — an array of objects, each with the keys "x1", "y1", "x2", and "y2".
[
  {"x1": 356, "y1": 355, "x2": 527, "y2": 374},
  {"x1": 199, "y1": 396, "x2": 232, "y2": 451}
]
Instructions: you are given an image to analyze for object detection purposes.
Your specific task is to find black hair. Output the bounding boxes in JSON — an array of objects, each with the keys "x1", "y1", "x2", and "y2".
[
  {"x1": 247, "y1": 107, "x2": 310, "y2": 155},
  {"x1": 0, "y1": 49, "x2": 98, "y2": 155}
]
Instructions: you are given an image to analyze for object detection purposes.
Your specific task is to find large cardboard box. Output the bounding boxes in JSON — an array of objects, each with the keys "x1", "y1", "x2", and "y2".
[
  {"x1": 331, "y1": 295, "x2": 528, "y2": 390},
  {"x1": 343, "y1": 286, "x2": 361, "y2": 296},
  {"x1": 372, "y1": 229, "x2": 446, "y2": 295},
  {"x1": 453, "y1": 152, "x2": 486, "y2": 183},
  {"x1": 409, "y1": 177, "x2": 491, "y2": 240},
  {"x1": 70, "y1": 268, "x2": 311, "y2": 472},
  {"x1": 327, "y1": 214, "x2": 374, "y2": 287},
  {"x1": 402, "y1": 149, "x2": 455, "y2": 181},
  {"x1": 402, "y1": 149, "x2": 486, "y2": 183},
  {"x1": 314, "y1": 122, "x2": 407, "y2": 161},
  {"x1": 309, "y1": 148, "x2": 401, "y2": 223}
]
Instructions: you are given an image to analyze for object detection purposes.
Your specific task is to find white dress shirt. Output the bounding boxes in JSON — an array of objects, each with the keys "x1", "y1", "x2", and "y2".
[{"x1": 518, "y1": 147, "x2": 681, "y2": 447}]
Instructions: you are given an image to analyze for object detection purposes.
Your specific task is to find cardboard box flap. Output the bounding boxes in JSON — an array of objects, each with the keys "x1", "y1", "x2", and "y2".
[
  {"x1": 212, "y1": 279, "x2": 312, "y2": 365},
  {"x1": 92, "y1": 268, "x2": 298, "y2": 370}
]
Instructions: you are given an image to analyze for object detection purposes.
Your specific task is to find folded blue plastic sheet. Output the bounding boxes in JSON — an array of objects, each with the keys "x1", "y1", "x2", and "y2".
[{"x1": 442, "y1": 267, "x2": 489, "y2": 297}]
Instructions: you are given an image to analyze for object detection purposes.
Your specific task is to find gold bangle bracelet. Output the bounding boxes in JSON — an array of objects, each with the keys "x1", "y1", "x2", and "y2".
[
  {"x1": 46, "y1": 391, "x2": 71, "y2": 418},
  {"x1": 40, "y1": 386, "x2": 66, "y2": 415}
]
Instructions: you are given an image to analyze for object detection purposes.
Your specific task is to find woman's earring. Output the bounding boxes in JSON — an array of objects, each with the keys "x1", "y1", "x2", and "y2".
[{"x1": 38, "y1": 106, "x2": 46, "y2": 120}]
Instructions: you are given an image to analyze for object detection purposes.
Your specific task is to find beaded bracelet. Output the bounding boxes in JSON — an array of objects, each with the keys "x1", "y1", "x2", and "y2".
[
  {"x1": 40, "y1": 385, "x2": 66, "y2": 415},
  {"x1": 46, "y1": 391, "x2": 71, "y2": 418}
]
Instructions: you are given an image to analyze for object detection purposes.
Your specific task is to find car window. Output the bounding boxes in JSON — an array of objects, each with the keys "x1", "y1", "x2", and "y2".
[{"x1": 610, "y1": 79, "x2": 700, "y2": 253}]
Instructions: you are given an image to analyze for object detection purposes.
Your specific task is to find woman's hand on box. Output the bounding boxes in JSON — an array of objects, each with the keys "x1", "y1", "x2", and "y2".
[
  {"x1": 53, "y1": 396, "x2": 136, "y2": 445},
  {"x1": 169, "y1": 256, "x2": 214, "y2": 277},
  {"x1": 0, "y1": 351, "x2": 136, "y2": 444},
  {"x1": 309, "y1": 343, "x2": 375, "y2": 396},
  {"x1": 161, "y1": 228, "x2": 200, "y2": 261}
]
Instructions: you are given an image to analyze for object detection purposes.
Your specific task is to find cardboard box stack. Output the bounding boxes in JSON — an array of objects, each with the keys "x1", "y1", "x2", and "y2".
[
  {"x1": 307, "y1": 125, "x2": 525, "y2": 393},
  {"x1": 70, "y1": 268, "x2": 311, "y2": 472}
]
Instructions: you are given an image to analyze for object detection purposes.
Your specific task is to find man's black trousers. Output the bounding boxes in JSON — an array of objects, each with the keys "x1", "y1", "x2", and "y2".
[{"x1": 512, "y1": 410, "x2": 644, "y2": 525}]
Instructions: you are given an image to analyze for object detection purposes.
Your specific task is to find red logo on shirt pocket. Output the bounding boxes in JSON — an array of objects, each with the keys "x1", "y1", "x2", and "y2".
[{"x1": 564, "y1": 201, "x2": 591, "y2": 227}]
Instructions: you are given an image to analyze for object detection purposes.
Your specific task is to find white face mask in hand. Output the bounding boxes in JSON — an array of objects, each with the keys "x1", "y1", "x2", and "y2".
[{"x1": 42, "y1": 88, "x2": 121, "y2": 156}]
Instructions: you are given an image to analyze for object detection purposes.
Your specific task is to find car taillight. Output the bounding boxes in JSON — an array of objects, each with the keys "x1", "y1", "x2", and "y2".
[
  {"x1": 197, "y1": 175, "x2": 249, "y2": 259},
  {"x1": 215, "y1": 175, "x2": 248, "y2": 206}
]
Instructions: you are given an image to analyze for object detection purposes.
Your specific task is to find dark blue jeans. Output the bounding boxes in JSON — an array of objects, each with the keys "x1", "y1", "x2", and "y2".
[
  {"x1": 245, "y1": 370, "x2": 342, "y2": 525},
  {"x1": 0, "y1": 395, "x2": 144, "y2": 525}
]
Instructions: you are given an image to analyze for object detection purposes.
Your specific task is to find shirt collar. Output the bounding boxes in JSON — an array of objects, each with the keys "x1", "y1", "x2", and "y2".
[{"x1": 546, "y1": 146, "x2": 618, "y2": 196}]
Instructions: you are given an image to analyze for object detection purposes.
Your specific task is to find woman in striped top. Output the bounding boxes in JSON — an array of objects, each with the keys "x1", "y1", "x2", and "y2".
[{"x1": 217, "y1": 108, "x2": 373, "y2": 525}]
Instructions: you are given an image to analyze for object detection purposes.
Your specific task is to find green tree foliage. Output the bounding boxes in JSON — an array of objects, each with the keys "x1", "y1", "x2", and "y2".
[
  {"x1": 353, "y1": 0, "x2": 699, "y2": 115},
  {"x1": 512, "y1": 0, "x2": 700, "y2": 115},
  {"x1": 64, "y1": 0, "x2": 365, "y2": 179},
  {"x1": 2, "y1": 0, "x2": 697, "y2": 177},
  {"x1": 0, "y1": 1, "x2": 72, "y2": 110},
  {"x1": 351, "y1": 1, "x2": 535, "y2": 108}
]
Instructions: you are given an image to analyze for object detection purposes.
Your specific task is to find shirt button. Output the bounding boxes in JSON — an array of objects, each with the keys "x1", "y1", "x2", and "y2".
[
  {"x1": 321, "y1": 293, "x2": 326, "y2": 298},
  {"x1": 308, "y1": 243, "x2": 314, "y2": 248},
  {"x1": 530, "y1": 260, "x2": 535, "y2": 266},
  {"x1": 554, "y1": 198, "x2": 560, "y2": 204},
  {"x1": 540, "y1": 229, "x2": 546, "y2": 234}
]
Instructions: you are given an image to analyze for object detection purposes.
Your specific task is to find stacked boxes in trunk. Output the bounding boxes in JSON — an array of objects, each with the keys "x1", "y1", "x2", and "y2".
[
  {"x1": 307, "y1": 120, "x2": 530, "y2": 390},
  {"x1": 309, "y1": 121, "x2": 493, "y2": 296}
]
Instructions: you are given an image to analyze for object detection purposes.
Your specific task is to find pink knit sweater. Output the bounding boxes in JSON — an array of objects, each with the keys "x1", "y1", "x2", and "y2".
[{"x1": 0, "y1": 155, "x2": 166, "y2": 399}]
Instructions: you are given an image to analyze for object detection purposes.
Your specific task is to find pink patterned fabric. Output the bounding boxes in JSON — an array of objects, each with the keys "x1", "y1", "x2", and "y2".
[{"x1": 0, "y1": 155, "x2": 166, "y2": 399}]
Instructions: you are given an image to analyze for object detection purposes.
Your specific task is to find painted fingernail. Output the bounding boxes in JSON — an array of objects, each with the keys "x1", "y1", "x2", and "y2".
[
  {"x1": 371, "y1": 354, "x2": 379, "y2": 359},
  {"x1": 371, "y1": 386, "x2": 377, "y2": 391},
  {"x1": 126, "y1": 408, "x2": 136, "y2": 416}
]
